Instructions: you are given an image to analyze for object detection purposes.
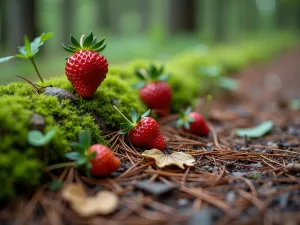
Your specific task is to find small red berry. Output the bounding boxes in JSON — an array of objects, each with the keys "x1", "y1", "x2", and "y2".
[
  {"x1": 88, "y1": 144, "x2": 120, "y2": 176},
  {"x1": 177, "y1": 107, "x2": 210, "y2": 136},
  {"x1": 134, "y1": 65, "x2": 172, "y2": 117},
  {"x1": 63, "y1": 31, "x2": 108, "y2": 98},
  {"x1": 149, "y1": 134, "x2": 166, "y2": 150},
  {"x1": 114, "y1": 107, "x2": 166, "y2": 150},
  {"x1": 139, "y1": 81, "x2": 172, "y2": 116},
  {"x1": 128, "y1": 117, "x2": 166, "y2": 150}
]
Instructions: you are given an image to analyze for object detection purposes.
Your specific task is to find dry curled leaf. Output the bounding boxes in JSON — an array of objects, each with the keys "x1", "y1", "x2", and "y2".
[
  {"x1": 286, "y1": 163, "x2": 300, "y2": 172},
  {"x1": 142, "y1": 149, "x2": 195, "y2": 169},
  {"x1": 62, "y1": 184, "x2": 119, "y2": 217}
]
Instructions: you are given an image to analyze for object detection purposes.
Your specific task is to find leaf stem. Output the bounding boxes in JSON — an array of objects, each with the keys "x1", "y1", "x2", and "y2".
[
  {"x1": 30, "y1": 58, "x2": 44, "y2": 83},
  {"x1": 45, "y1": 162, "x2": 76, "y2": 171},
  {"x1": 113, "y1": 106, "x2": 133, "y2": 125}
]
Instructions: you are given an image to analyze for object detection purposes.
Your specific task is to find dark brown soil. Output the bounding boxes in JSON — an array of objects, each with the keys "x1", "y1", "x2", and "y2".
[{"x1": 1, "y1": 48, "x2": 300, "y2": 225}]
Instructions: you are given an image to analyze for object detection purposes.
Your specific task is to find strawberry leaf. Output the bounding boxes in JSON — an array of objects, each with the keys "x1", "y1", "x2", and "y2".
[
  {"x1": 94, "y1": 44, "x2": 106, "y2": 52},
  {"x1": 141, "y1": 109, "x2": 151, "y2": 118},
  {"x1": 70, "y1": 142, "x2": 85, "y2": 153},
  {"x1": 135, "y1": 70, "x2": 146, "y2": 81},
  {"x1": 92, "y1": 37, "x2": 105, "y2": 49},
  {"x1": 176, "y1": 119, "x2": 184, "y2": 128},
  {"x1": 187, "y1": 116, "x2": 195, "y2": 122},
  {"x1": 158, "y1": 73, "x2": 170, "y2": 81},
  {"x1": 62, "y1": 43, "x2": 76, "y2": 53},
  {"x1": 184, "y1": 122, "x2": 190, "y2": 130},
  {"x1": 119, "y1": 127, "x2": 132, "y2": 135},
  {"x1": 131, "y1": 108, "x2": 138, "y2": 123},
  {"x1": 132, "y1": 81, "x2": 146, "y2": 89},
  {"x1": 157, "y1": 65, "x2": 164, "y2": 75},
  {"x1": 148, "y1": 64, "x2": 157, "y2": 78},
  {"x1": 88, "y1": 151, "x2": 96, "y2": 160},
  {"x1": 0, "y1": 56, "x2": 15, "y2": 64},
  {"x1": 65, "y1": 151, "x2": 82, "y2": 161},
  {"x1": 70, "y1": 34, "x2": 81, "y2": 48},
  {"x1": 83, "y1": 31, "x2": 94, "y2": 48},
  {"x1": 75, "y1": 157, "x2": 88, "y2": 166},
  {"x1": 185, "y1": 107, "x2": 192, "y2": 115}
]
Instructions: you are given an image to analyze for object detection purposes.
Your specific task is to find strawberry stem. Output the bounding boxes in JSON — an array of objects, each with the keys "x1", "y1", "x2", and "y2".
[
  {"x1": 113, "y1": 106, "x2": 134, "y2": 126},
  {"x1": 30, "y1": 58, "x2": 44, "y2": 83},
  {"x1": 45, "y1": 162, "x2": 76, "y2": 171}
]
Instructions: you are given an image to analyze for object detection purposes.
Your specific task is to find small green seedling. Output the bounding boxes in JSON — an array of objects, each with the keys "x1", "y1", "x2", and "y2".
[
  {"x1": 28, "y1": 128, "x2": 56, "y2": 147},
  {"x1": 0, "y1": 32, "x2": 53, "y2": 83}
]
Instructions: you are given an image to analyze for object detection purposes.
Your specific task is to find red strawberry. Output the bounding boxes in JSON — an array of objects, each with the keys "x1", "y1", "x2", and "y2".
[
  {"x1": 62, "y1": 31, "x2": 108, "y2": 98},
  {"x1": 88, "y1": 144, "x2": 120, "y2": 176},
  {"x1": 134, "y1": 65, "x2": 172, "y2": 117},
  {"x1": 65, "y1": 130, "x2": 120, "y2": 177},
  {"x1": 114, "y1": 106, "x2": 166, "y2": 150},
  {"x1": 176, "y1": 107, "x2": 210, "y2": 136}
]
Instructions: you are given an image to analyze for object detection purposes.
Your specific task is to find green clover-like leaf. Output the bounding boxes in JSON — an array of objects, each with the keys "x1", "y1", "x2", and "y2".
[
  {"x1": 0, "y1": 56, "x2": 15, "y2": 64},
  {"x1": 28, "y1": 128, "x2": 56, "y2": 147}
]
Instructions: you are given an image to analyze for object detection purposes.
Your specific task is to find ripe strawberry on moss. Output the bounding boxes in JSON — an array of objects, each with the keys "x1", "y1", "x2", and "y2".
[
  {"x1": 133, "y1": 65, "x2": 172, "y2": 117},
  {"x1": 113, "y1": 106, "x2": 166, "y2": 150},
  {"x1": 176, "y1": 107, "x2": 210, "y2": 136},
  {"x1": 63, "y1": 130, "x2": 120, "y2": 177},
  {"x1": 62, "y1": 31, "x2": 108, "y2": 98}
]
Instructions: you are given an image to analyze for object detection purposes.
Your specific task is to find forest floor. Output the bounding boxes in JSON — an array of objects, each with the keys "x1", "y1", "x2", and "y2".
[{"x1": 1, "y1": 48, "x2": 300, "y2": 225}]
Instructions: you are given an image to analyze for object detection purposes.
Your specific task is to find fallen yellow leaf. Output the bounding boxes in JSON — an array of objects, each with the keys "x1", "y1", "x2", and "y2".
[
  {"x1": 142, "y1": 149, "x2": 195, "y2": 169},
  {"x1": 62, "y1": 183, "x2": 87, "y2": 203},
  {"x1": 62, "y1": 184, "x2": 119, "y2": 217}
]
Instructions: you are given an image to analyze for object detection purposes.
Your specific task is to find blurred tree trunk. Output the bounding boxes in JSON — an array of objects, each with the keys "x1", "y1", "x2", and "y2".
[
  {"x1": 139, "y1": 0, "x2": 150, "y2": 31},
  {"x1": 224, "y1": 0, "x2": 240, "y2": 42},
  {"x1": 201, "y1": 0, "x2": 218, "y2": 42},
  {"x1": 61, "y1": 0, "x2": 74, "y2": 43},
  {"x1": 240, "y1": 0, "x2": 259, "y2": 32},
  {"x1": 149, "y1": 0, "x2": 167, "y2": 42},
  {"x1": 215, "y1": 0, "x2": 226, "y2": 42},
  {"x1": 0, "y1": 0, "x2": 7, "y2": 50},
  {"x1": 7, "y1": 0, "x2": 37, "y2": 50},
  {"x1": 95, "y1": 0, "x2": 110, "y2": 32},
  {"x1": 167, "y1": 0, "x2": 196, "y2": 34}
]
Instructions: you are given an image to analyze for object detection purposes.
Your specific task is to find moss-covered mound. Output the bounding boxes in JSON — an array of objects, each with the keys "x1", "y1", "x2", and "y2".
[
  {"x1": 0, "y1": 76, "x2": 145, "y2": 199},
  {"x1": 0, "y1": 33, "x2": 297, "y2": 199}
]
